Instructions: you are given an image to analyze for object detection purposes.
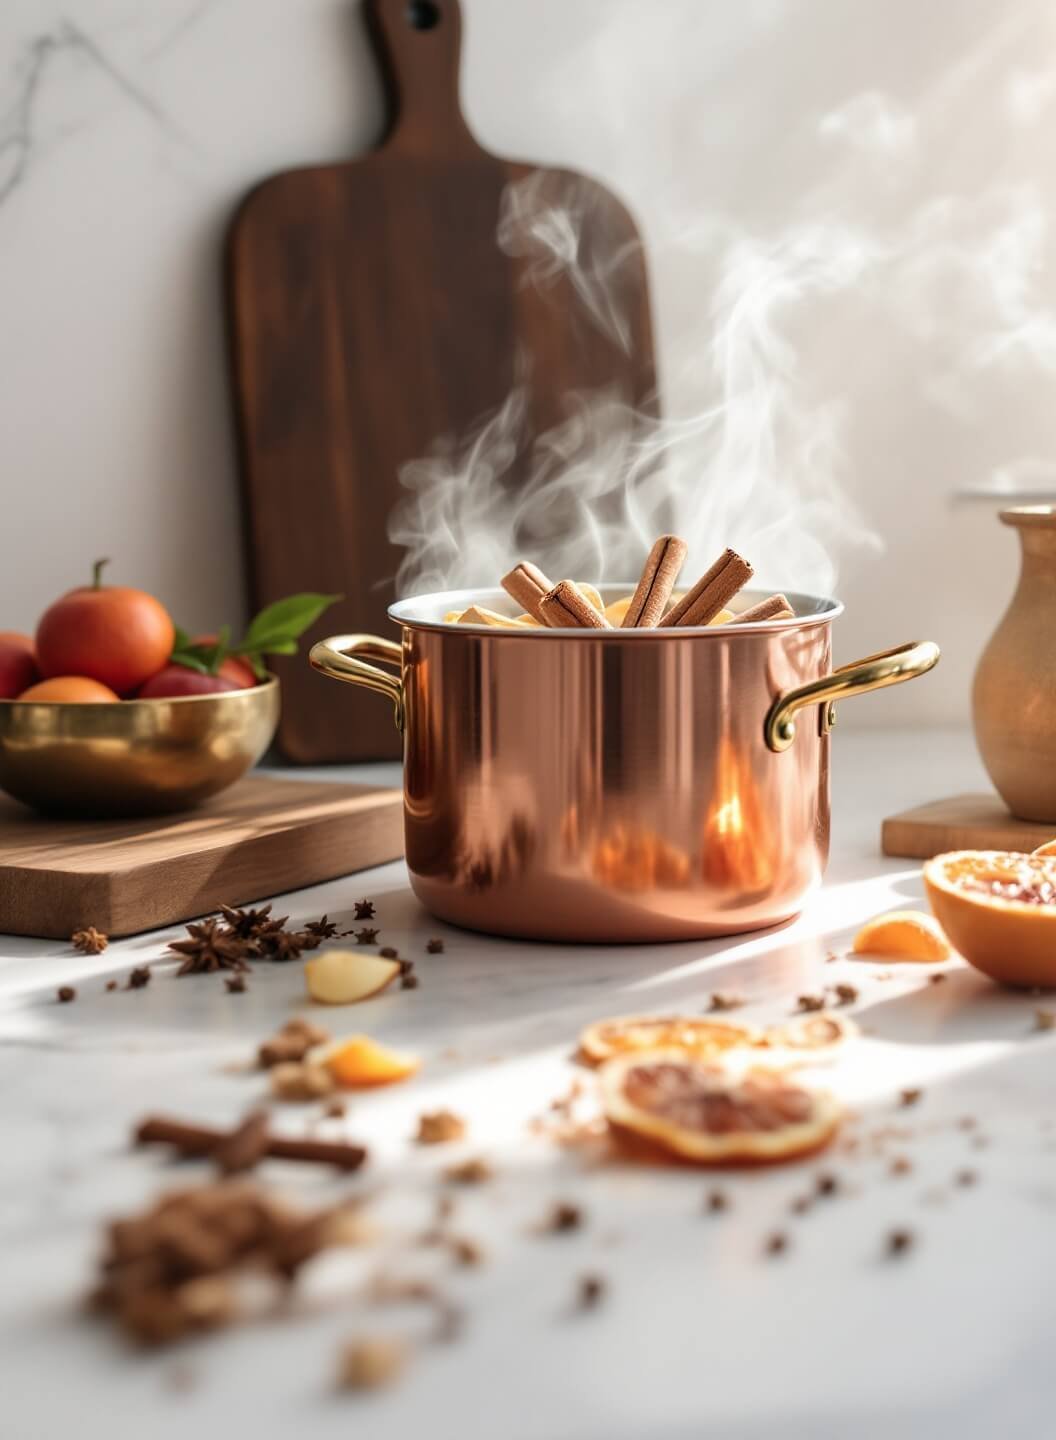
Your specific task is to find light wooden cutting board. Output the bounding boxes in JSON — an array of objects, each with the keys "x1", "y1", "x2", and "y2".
[{"x1": 882, "y1": 794, "x2": 1056, "y2": 860}]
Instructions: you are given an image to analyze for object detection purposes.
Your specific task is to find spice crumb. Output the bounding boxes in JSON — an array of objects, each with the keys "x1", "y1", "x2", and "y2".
[
  {"x1": 426, "y1": 938, "x2": 445, "y2": 954},
  {"x1": 352, "y1": 901, "x2": 376, "y2": 921},
  {"x1": 957, "y1": 1115, "x2": 977, "y2": 1132},
  {"x1": 541, "y1": 1201, "x2": 583, "y2": 1234},
  {"x1": 71, "y1": 926, "x2": 108, "y2": 955},
  {"x1": 796, "y1": 994, "x2": 825, "y2": 1013},
  {"x1": 705, "y1": 1188, "x2": 729, "y2": 1214},
  {"x1": 352, "y1": 927, "x2": 379, "y2": 945},
  {"x1": 443, "y1": 1157, "x2": 493, "y2": 1186},
  {"x1": 379, "y1": 946, "x2": 399, "y2": 960},
  {"x1": 105, "y1": 980, "x2": 118, "y2": 992},
  {"x1": 416, "y1": 1110, "x2": 467, "y2": 1145},
  {"x1": 449, "y1": 1235, "x2": 485, "y2": 1268},
  {"x1": 709, "y1": 992, "x2": 744, "y2": 1013},
  {"x1": 928, "y1": 973, "x2": 947, "y2": 986},
  {"x1": 269, "y1": 1062, "x2": 335, "y2": 1102},
  {"x1": 56, "y1": 985, "x2": 76, "y2": 1004},
  {"x1": 887, "y1": 1228, "x2": 914, "y2": 1257},
  {"x1": 576, "y1": 1273, "x2": 606, "y2": 1310},
  {"x1": 337, "y1": 1336, "x2": 408, "y2": 1392},
  {"x1": 401, "y1": 973, "x2": 420, "y2": 990},
  {"x1": 831, "y1": 982, "x2": 858, "y2": 1006},
  {"x1": 323, "y1": 1099, "x2": 346, "y2": 1119},
  {"x1": 765, "y1": 1232, "x2": 788, "y2": 1257},
  {"x1": 224, "y1": 974, "x2": 247, "y2": 994},
  {"x1": 889, "y1": 1155, "x2": 913, "y2": 1176},
  {"x1": 955, "y1": 1168, "x2": 978, "y2": 1187},
  {"x1": 899, "y1": 1087, "x2": 923, "y2": 1108},
  {"x1": 815, "y1": 1172, "x2": 839, "y2": 1197},
  {"x1": 126, "y1": 966, "x2": 151, "y2": 990},
  {"x1": 790, "y1": 1195, "x2": 812, "y2": 1215}
]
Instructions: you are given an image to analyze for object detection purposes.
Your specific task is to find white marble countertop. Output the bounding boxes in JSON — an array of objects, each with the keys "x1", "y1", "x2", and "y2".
[{"x1": 4, "y1": 729, "x2": 1056, "y2": 1440}]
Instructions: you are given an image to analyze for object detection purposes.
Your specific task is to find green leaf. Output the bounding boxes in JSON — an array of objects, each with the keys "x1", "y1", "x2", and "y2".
[
  {"x1": 172, "y1": 626, "x2": 192, "y2": 653},
  {"x1": 169, "y1": 651, "x2": 212, "y2": 676},
  {"x1": 239, "y1": 593, "x2": 341, "y2": 655}
]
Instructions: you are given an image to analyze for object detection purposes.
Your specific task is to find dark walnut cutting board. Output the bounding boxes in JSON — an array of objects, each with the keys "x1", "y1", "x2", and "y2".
[
  {"x1": 0, "y1": 777, "x2": 402, "y2": 939},
  {"x1": 226, "y1": 0, "x2": 657, "y2": 762}
]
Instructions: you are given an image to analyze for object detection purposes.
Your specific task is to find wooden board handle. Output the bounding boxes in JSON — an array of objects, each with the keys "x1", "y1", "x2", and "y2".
[{"x1": 365, "y1": 0, "x2": 475, "y2": 155}]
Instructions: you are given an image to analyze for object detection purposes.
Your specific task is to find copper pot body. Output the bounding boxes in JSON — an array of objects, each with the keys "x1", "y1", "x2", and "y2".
[
  {"x1": 312, "y1": 590, "x2": 938, "y2": 943},
  {"x1": 973, "y1": 507, "x2": 1056, "y2": 823}
]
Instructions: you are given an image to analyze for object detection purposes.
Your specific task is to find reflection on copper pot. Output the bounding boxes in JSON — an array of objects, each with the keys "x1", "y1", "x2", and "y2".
[{"x1": 311, "y1": 589, "x2": 939, "y2": 943}]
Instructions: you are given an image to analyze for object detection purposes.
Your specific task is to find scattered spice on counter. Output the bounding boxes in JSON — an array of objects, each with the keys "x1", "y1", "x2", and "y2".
[
  {"x1": 790, "y1": 1195, "x2": 812, "y2": 1216},
  {"x1": 258, "y1": 1018, "x2": 330, "y2": 1069},
  {"x1": 705, "y1": 1188, "x2": 729, "y2": 1214},
  {"x1": 955, "y1": 1169, "x2": 978, "y2": 1188},
  {"x1": 825, "y1": 950, "x2": 841, "y2": 964},
  {"x1": 401, "y1": 973, "x2": 420, "y2": 990},
  {"x1": 887, "y1": 1228, "x2": 914, "y2": 1257},
  {"x1": 443, "y1": 1157, "x2": 494, "y2": 1186},
  {"x1": 796, "y1": 994, "x2": 826, "y2": 1013},
  {"x1": 832, "y1": 983, "x2": 858, "y2": 1006},
  {"x1": 576, "y1": 1273, "x2": 606, "y2": 1311},
  {"x1": 890, "y1": 1156, "x2": 913, "y2": 1176},
  {"x1": 416, "y1": 1110, "x2": 467, "y2": 1145},
  {"x1": 270, "y1": 1062, "x2": 335, "y2": 1102},
  {"x1": 169, "y1": 919, "x2": 252, "y2": 975},
  {"x1": 815, "y1": 1173, "x2": 840, "y2": 1198},
  {"x1": 323, "y1": 1098, "x2": 347, "y2": 1119},
  {"x1": 224, "y1": 974, "x2": 247, "y2": 994},
  {"x1": 1035, "y1": 1008, "x2": 1056, "y2": 1032},
  {"x1": 899, "y1": 1088, "x2": 923, "y2": 1108},
  {"x1": 90, "y1": 1181, "x2": 363, "y2": 1346},
  {"x1": 105, "y1": 979, "x2": 118, "y2": 992},
  {"x1": 353, "y1": 900, "x2": 376, "y2": 920},
  {"x1": 126, "y1": 966, "x2": 151, "y2": 990},
  {"x1": 257, "y1": 929, "x2": 316, "y2": 963},
  {"x1": 71, "y1": 926, "x2": 108, "y2": 955},
  {"x1": 540, "y1": 1201, "x2": 583, "y2": 1234},
  {"x1": 398, "y1": 958, "x2": 415, "y2": 975},
  {"x1": 218, "y1": 903, "x2": 282, "y2": 942},
  {"x1": 304, "y1": 916, "x2": 340, "y2": 942},
  {"x1": 764, "y1": 1232, "x2": 789, "y2": 1257},
  {"x1": 972, "y1": 1135, "x2": 990, "y2": 1151},
  {"x1": 928, "y1": 973, "x2": 947, "y2": 986},
  {"x1": 379, "y1": 946, "x2": 399, "y2": 960},
  {"x1": 133, "y1": 1113, "x2": 367, "y2": 1173},
  {"x1": 337, "y1": 1336, "x2": 409, "y2": 1392},
  {"x1": 957, "y1": 1115, "x2": 977, "y2": 1131},
  {"x1": 56, "y1": 985, "x2": 76, "y2": 1003},
  {"x1": 426, "y1": 938, "x2": 445, "y2": 954},
  {"x1": 352, "y1": 927, "x2": 379, "y2": 945},
  {"x1": 708, "y1": 992, "x2": 744, "y2": 1013},
  {"x1": 448, "y1": 1235, "x2": 485, "y2": 1268}
]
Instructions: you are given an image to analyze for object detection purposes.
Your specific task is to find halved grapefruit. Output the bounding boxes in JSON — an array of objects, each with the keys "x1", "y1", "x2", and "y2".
[
  {"x1": 579, "y1": 1015, "x2": 758, "y2": 1066},
  {"x1": 599, "y1": 1052, "x2": 841, "y2": 1164},
  {"x1": 924, "y1": 850, "x2": 1056, "y2": 987}
]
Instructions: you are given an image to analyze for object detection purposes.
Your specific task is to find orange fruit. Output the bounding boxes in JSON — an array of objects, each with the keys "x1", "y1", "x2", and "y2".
[
  {"x1": 851, "y1": 909, "x2": 951, "y2": 962},
  {"x1": 760, "y1": 1012, "x2": 858, "y2": 1061},
  {"x1": 18, "y1": 676, "x2": 119, "y2": 703},
  {"x1": 600, "y1": 1052, "x2": 841, "y2": 1164},
  {"x1": 320, "y1": 1035, "x2": 419, "y2": 1088},
  {"x1": 579, "y1": 1014, "x2": 758, "y2": 1066},
  {"x1": 924, "y1": 850, "x2": 1056, "y2": 987},
  {"x1": 36, "y1": 559, "x2": 175, "y2": 696}
]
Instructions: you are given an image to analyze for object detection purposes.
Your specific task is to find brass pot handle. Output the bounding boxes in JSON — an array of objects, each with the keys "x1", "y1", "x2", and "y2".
[
  {"x1": 309, "y1": 634, "x2": 404, "y2": 732},
  {"x1": 765, "y1": 639, "x2": 940, "y2": 753}
]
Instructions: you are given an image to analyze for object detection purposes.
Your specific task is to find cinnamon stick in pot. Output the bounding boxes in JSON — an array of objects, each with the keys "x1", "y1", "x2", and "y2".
[
  {"x1": 661, "y1": 548, "x2": 754, "y2": 628},
  {"x1": 538, "y1": 580, "x2": 612, "y2": 629},
  {"x1": 502, "y1": 562, "x2": 555, "y2": 623},
  {"x1": 622, "y1": 535, "x2": 689, "y2": 628},
  {"x1": 735, "y1": 593, "x2": 794, "y2": 624}
]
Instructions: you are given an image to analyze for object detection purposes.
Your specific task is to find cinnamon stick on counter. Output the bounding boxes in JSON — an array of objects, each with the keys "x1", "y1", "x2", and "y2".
[
  {"x1": 134, "y1": 1114, "x2": 368, "y2": 1173},
  {"x1": 735, "y1": 593, "x2": 794, "y2": 624},
  {"x1": 501, "y1": 562, "x2": 556, "y2": 623},
  {"x1": 661, "y1": 548, "x2": 754, "y2": 628},
  {"x1": 538, "y1": 580, "x2": 612, "y2": 630},
  {"x1": 623, "y1": 535, "x2": 689, "y2": 628}
]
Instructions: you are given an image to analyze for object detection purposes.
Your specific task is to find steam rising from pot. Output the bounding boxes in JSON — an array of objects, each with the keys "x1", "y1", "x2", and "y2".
[{"x1": 390, "y1": 1, "x2": 1056, "y2": 599}]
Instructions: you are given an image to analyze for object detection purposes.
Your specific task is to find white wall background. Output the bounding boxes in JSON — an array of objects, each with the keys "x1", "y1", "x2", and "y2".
[{"x1": 3, "y1": 0, "x2": 1055, "y2": 729}]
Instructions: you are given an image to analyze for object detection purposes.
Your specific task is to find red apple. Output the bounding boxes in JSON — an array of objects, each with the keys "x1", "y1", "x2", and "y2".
[
  {"x1": 191, "y1": 634, "x2": 257, "y2": 689},
  {"x1": 0, "y1": 632, "x2": 39, "y2": 698},
  {"x1": 138, "y1": 666, "x2": 242, "y2": 699}
]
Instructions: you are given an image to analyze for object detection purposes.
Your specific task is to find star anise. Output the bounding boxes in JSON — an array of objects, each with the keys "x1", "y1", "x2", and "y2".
[
  {"x1": 351, "y1": 927, "x2": 379, "y2": 944},
  {"x1": 256, "y1": 929, "x2": 313, "y2": 963},
  {"x1": 353, "y1": 900, "x2": 376, "y2": 920},
  {"x1": 71, "y1": 926, "x2": 109, "y2": 955},
  {"x1": 426, "y1": 938, "x2": 444, "y2": 954},
  {"x1": 218, "y1": 903, "x2": 284, "y2": 941},
  {"x1": 169, "y1": 919, "x2": 252, "y2": 976},
  {"x1": 304, "y1": 916, "x2": 339, "y2": 941}
]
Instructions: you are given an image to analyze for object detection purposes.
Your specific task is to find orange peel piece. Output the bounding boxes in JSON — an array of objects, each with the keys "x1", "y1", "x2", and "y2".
[
  {"x1": 924, "y1": 849, "x2": 1056, "y2": 987},
  {"x1": 851, "y1": 909, "x2": 951, "y2": 962},
  {"x1": 579, "y1": 1014, "x2": 758, "y2": 1066},
  {"x1": 1032, "y1": 839, "x2": 1056, "y2": 858},
  {"x1": 600, "y1": 1052, "x2": 841, "y2": 1164},
  {"x1": 320, "y1": 1035, "x2": 420, "y2": 1089}
]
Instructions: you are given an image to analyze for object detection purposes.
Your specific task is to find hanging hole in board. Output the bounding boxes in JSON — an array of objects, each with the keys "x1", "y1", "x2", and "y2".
[{"x1": 406, "y1": 1, "x2": 441, "y2": 29}]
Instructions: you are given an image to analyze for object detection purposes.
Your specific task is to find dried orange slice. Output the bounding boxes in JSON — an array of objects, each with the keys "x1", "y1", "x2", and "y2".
[
  {"x1": 924, "y1": 849, "x2": 1056, "y2": 987},
  {"x1": 579, "y1": 1014, "x2": 758, "y2": 1066},
  {"x1": 760, "y1": 1012, "x2": 858, "y2": 1061},
  {"x1": 851, "y1": 910, "x2": 951, "y2": 962},
  {"x1": 319, "y1": 1035, "x2": 420, "y2": 1088},
  {"x1": 600, "y1": 1052, "x2": 841, "y2": 1164}
]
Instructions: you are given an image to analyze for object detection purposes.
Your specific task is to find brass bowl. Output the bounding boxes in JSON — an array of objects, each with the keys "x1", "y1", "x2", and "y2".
[{"x1": 0, "y1": 678, "x2": 280, "y2": 817}]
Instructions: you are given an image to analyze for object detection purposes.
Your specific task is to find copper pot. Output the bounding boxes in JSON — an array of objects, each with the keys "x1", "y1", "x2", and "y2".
[{"x1": 311, "y1": 590, "x2": 938, "y2": 942}]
